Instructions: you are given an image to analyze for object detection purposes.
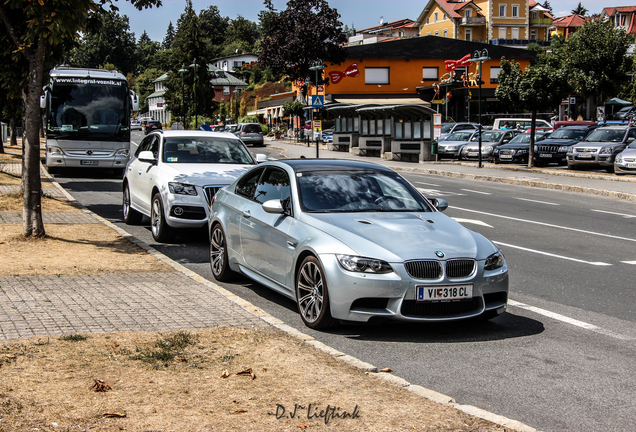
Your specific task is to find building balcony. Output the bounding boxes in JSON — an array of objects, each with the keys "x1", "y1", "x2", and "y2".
[
  {"x1": 529, "y1": 17, "x2": 553, "y2": 26},
  {"x1": 461, "y1": 16, "x2": 486, "y2": 26}
]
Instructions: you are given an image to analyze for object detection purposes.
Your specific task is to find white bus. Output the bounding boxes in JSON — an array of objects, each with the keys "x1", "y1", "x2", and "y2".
[{"x1": 40, "y1": 67, "x2": 139, "y2": 175}]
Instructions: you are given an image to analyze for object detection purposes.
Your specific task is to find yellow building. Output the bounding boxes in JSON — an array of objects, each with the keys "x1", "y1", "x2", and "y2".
[{"x1": 416, "y1": 0, "x2": 553, "y2": 45}]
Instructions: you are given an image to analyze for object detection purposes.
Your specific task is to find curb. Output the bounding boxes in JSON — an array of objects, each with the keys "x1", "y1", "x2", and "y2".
[{"x1": 41, "y1": 164, "x2": 540, "y2": 432}]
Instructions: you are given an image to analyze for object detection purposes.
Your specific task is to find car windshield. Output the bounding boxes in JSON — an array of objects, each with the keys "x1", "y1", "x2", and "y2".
[
  {"x1": 548, "y1": 129, "x2": 587, "y2": 139},
  {"x1": 472, "y1": 132, "x2": 503, "y2": 142},
  {"x1": 162, "y1": 137, "x2": 254, "y2": 164},
  {"x1": 446, "y1": 131, "x2": 474, "y2": 141},
  {"x1": 583, "y1": 129, "x2": 626, "y2": 142},
  {"x1": 297, "y1": 170, "x2": 432, "y2": 213},
  {"x1": 508, "y1": 133, "x2": 532, "y2": 144}
]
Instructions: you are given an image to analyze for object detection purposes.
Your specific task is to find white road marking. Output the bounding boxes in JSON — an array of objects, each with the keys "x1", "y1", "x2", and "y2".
[
  {"x1": 515, "y1": 197, "x2": 559, "y2": 206},
  {"x1": 452, "y1": 218, "x2": 494, "y2": 228},
  {"x1": 621, "y1": 261, "x2": 636, "y2": 265},
  {"x1": 415, "y1": 181, "x2": 441, "y2": 187},
  {"x1": 591, "y1": 209, "x2": 636, "y2": 219},
  {"x1": 493, "y1": 241, "x2": 612, "y2": 266},
  {"x1": 418, "y1": 188, "x2": 466, "y2": 197},
  {"x1": 508, "y1": 300, "x2": 633, "y2": 341},
  {"x1": 451, "y1": 206, "x2": 636, "y2": 243},
  {"x1": 461, "y1": 189, "x2": 491, "y2": 195}
]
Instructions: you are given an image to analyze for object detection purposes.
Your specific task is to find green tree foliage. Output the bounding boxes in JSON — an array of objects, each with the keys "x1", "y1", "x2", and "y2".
[
  {"x1": 163, "y1": 21, "x2": 175, "y2": 49},
  {"x1": 571, "y1": 2, "x2": 588, "y2": 16},
  {"x1": 259, "y1": 0, "x2": 347, "y2": 83},
  {"x1": 198, "y1": 5, "x2": 228, "y2": 59},
  {"x1": 67, "y1": 9, "x2": 137, "y2": 75},
  {"x1": 283, "y1": 100, "x2": 305, "y2": 117},
  {"x1": 496, "y1": 54, "x2": 570, "y2": 167},
  {"x1": 135, "y1": 68, "x2": 164, "y2": 113},
  {"x1": 543, "y1": 1, "x2": 553, "y2": 16},
  {"x1": 136, "y1": 31, "x2": 162, "y2": 72},
  {"x1": 562, "y1": 20, "x2": 630, "y2": 105},
  {"x1": 224, "y1": 16, "x2": 259, "y2": 53},
  {"x1": 162, "y1": 0, "x2": 217, "y2": 127}
]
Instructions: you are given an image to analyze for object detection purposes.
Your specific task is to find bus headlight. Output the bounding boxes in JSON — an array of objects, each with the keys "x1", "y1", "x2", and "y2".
[{"x1": 48, "y1": 146, "x2": 63, "y2": 155}]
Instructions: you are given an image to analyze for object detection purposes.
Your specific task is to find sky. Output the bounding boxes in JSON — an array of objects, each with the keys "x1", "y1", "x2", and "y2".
[{"x1": 116, "y1": 0, "x2": 636, "y2": 43}]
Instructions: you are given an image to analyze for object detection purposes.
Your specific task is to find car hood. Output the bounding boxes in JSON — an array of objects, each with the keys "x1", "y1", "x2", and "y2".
[
  {"x1": 538, "y1": 138, "x2": 580, "y2": 146},
  {"x1": 463, "y1": 141, "x2": 498, "y2": 150},
  {"x1": 439, "y1": 140, "x2": 470, "y2": 147},
  {"x1": 497, "y1": 143, "x2": 528, "y2": 150},
  {"x1": 572, "y1": 141, "x2": 621, "y2": 149},
  {"x1": 160, "y1": 163, "x2": 254, "y2": 186},
  {"x1": 302, "y1": 211, "x2": 497, "y2": 262},
  {"x1": 619, "y1": 148, "x2": 636, "y2": 157}
]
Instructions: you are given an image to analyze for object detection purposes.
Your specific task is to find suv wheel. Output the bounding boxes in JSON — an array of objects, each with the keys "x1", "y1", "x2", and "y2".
[{"x1": 151, "y1": 192, "x2": 176, "y2": 242}]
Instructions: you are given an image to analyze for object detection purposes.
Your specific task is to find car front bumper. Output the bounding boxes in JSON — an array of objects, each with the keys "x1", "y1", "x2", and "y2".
[{"x1": 319, "y1": 254, "x2": 509, "y2": 323}]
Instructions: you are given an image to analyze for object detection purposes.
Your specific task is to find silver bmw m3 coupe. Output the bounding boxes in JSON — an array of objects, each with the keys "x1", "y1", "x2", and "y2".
[{"x1": 208, "y1": 159, "x2": 509, "y2": 329}]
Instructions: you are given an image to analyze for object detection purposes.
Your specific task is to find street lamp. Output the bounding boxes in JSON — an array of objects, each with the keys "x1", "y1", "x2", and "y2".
[
  {"x1": 309, "y1": 60, "x2": 324, "y2": 159},
  {"x1": 178, "y1": 63, "x2": 188, "y2": 129},
  {"x1": 469, "y1": 49, "x2": 490, "y2": 168},
  {"x1": 189, "y1": 59, "x2": 199, "y2": 129}
]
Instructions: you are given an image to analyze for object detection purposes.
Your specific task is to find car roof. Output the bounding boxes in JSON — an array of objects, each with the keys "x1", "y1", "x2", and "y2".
[
  {"x1": 271, "y1": 159, "x2": 395, "y2": 174},
  {"x1": 152, "y1": 130, "x2": 238, "y2": 138}
]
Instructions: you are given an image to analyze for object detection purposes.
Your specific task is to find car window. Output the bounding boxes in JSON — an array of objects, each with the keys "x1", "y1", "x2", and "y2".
[
  {"x1": 441, "y1": 124, "x2": 454, "y2": 133},
  {"x1": 473, "y1": 132, "x2": 502, "y2": 142},
  {"x1": 584, "y1": 129, "x2": 626, "y2": 142},
  {"x1": 254, "y1": 168, "x2": 291, "y2": 204},
  {"x1": 242, "y1": 124, "x2": 262, "y2": 133},
  {"x1": 547, "y1": 129, "x2": 586, "y2": 139},
  {"x1": 162, "y1": 137, "x2": 254, "y2": 164},
  {"x1": 235, "y1": 168, "x2": 264, "y2": 199},
  {"x1": 136, "y1": 135, "x2": 154, "y2": 156},
  {"x1": 297, "y1": 170, "x2": 432, "y2": 213},
  {"x1": 149, "y1": 136, "x2": 159, "y2": 159},
  {"x1": 508, "y1": 133, "x2": 531, "y2": 143},
  {"x1": 446, "y1": 132, "x2": 473, "y2": 141},
  {"x1": 628, "y1": 129, "x2": 636, "y2": 139}
]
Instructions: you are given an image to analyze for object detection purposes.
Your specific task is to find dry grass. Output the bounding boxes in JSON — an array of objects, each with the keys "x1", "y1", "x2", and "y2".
[
  {"x1": 0, "y1": 190, "x2": 81, "y2": 212},
  {"x1": 0, "y1": 328, "x2": 505, "y2": 432},
  {"x1": 0, "y1": 224, "x2": 170, "y2": 276}
]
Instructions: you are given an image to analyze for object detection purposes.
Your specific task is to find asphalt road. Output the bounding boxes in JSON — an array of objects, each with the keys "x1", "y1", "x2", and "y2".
[{"x1": 52, "y1": 134, "x2": 636, "y2": 432}]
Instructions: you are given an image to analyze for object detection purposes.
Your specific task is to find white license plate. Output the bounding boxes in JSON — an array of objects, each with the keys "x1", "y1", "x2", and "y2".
[
  {"x1": 577, "y1": 152, "x2": 593, "y2": 159},
  {"x1": 500, "y1": 154, "x2": 512, "y2": 159},
  {"x1": 468, "y1": 152, "x2": 478, "y2": 157},
  {"x1": 80, "y1": 160, "x2": 98, "y2": 165},
  {"x1": 627, "y1": 163, "x2": 636, "y2": 168},
  {"x1": 416, "y1": 285, "x2": 473, "y2": 302},
  {"x1": 539, "y1": 154, "x2": 552, "y2": 158}
]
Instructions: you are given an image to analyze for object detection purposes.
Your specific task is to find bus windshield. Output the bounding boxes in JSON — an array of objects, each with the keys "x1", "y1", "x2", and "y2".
[{"x1": 46, "y1": 78, "x2": 129, "y2": 141}]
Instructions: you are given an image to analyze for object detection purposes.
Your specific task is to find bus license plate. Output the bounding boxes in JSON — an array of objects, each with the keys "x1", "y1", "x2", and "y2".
[
  {"x1": 417, "y1": 285, "x2": 473, "y2": 302},
  {"x1": 80, "y1": 160, "x2": 98, "y2": 165}
]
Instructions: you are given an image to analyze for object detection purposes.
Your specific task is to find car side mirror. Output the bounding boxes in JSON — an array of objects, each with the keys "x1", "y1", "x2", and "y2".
[
  {"x1": 263, "y1": 199, "x2": 286, "y2": 215},
  {"x1": 138, "y1": 151, "x2": 157, "y2": 163},
  {"x1": 255, "y1": 154, "x2": 268, "y2": 163},
  {"x1": 430, "y1": 198, "x2": 448, "y2": 212},
  {"x1": 627, "y1": 137, "x2": 635, "y2": 143}
]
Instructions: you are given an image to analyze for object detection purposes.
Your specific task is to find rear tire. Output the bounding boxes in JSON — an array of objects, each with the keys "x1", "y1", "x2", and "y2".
[
  {"x1": 151, "y1": 192, "x2": 176, "y2": 243},
  {"x1": 123, "y1": 183, "x2": 143, "y2": 225}
]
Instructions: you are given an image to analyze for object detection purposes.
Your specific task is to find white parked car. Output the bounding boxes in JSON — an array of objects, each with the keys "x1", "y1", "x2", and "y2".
[{"x1": 122, "y1": 130, "x2": 266, "y2": 242}]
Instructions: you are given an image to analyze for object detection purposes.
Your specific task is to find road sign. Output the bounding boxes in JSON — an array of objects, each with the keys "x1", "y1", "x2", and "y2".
[{"x1": 311, "y1": 95, "x2": 324, "y2": 108}]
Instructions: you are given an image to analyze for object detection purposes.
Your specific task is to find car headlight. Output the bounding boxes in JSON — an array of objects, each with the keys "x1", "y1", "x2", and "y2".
[
  {"x1": 447, "y1": 146, "x2": 457, "y2": 150},
  {"x1": 116, "y1": 148, "x2": 129, "y2": 156},
  {"x1": 168, "y1": 182, "x2": 198, "y2": 196},
  {"x1": 567, "y1": 147, "x2": 575, "y2": 154},
  {"x1": 48, "y1": 146, "x2": 64, "y2": 155},
  {"x1": 484, "y1": 250, "x2": 505, "y2": 270},
  {"x1": 337, "y1": 255, "x2": 393, "y2": 274},
  {"x1": 483, "y1": 146, "x2": 493, "y2": 152},
  {"x1": 615, "y1": 154, "x2": 623, "y2": 163},
  {"x1": 533, "y1": 145, "x2": 538, "y2": 152},
  {"x1": 558, "y1": 146, "x2": 570, "y2": 152},
  {"x1": 599, "y1": 147, "x2": 613, "y2": 155}
]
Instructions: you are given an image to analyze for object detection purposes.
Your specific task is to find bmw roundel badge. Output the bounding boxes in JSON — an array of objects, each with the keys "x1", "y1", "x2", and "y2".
[{"x1": 435, "y1": 251, "x2": 445, "y2": 258}]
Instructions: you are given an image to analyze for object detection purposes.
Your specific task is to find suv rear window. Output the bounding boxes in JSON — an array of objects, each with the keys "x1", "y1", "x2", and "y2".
[{"x1": 242, "y1": 124, "x2": 262, "y2": 133}]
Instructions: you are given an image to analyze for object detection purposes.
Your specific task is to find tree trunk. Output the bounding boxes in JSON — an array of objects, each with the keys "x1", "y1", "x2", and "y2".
[
  {"x1": 21, "y1": 39, "x2": 46, "y2": 238},
  {"x1": 528, "y1": 110, "x2": 537, "y2": 168},
  {"x1": 9, "y1": 117, "x2": 18, "y2": 147}
]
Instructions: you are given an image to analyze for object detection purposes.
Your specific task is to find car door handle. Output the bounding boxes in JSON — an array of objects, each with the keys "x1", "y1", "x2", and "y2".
[
  {"x1": 287, "y1": 241, "x2": 298, "y2": 248},
  {"x1": 242, "y1": 210, "x2": 251, "y2": 218}
]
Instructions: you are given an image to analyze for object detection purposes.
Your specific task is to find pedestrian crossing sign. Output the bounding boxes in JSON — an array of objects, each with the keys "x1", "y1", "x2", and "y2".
[{"x1": 311, "y1": 95, "x2": 324, "y2": 107}]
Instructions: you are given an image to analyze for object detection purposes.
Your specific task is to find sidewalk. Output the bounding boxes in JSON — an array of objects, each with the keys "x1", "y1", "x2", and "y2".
[
  {"x1": 0, "y1": 151, "x2": 538, "y2": 431},
  {"x1": 266, "y1": 136, "x2": 636, "y2": 202}
]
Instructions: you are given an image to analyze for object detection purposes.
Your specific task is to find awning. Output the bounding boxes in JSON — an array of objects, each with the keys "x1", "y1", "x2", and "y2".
[
  {"x1": 334, "y1": 97, "x2": 430, "y2": 106},
  {"x1": 247, "y1": 108, "x2": 268, "y2": 116}
]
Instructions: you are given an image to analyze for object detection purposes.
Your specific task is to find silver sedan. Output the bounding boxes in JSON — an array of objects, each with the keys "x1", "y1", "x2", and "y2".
[
  {"x1": 208, "y1": 160, "x2": 509, "y2": 329},
  {"x1": 614, "y1": 141, "x2": 636, "y2": 175}
]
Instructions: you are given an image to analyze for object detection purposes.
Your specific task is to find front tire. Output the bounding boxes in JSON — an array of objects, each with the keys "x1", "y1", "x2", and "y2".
[
  {"x1": 151, "y1": 192, "x2": 176, "y2": 243},
  {"x1": 296, "y1": 256, "x2": 337, "y2": 329},
  {"x1": 123, "y1": 183, "x2": 143, "y2": 225},
  {"x1": 209, "y1": 224, "x2": 237, "y2": 282}
]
